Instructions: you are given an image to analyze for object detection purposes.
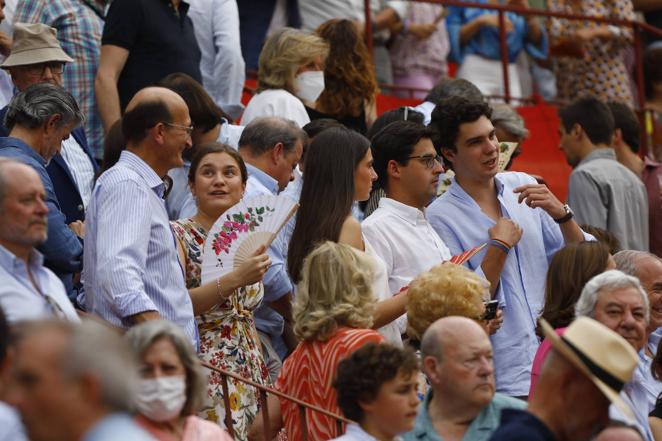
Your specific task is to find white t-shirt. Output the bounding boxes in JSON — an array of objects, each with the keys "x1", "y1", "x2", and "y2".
[
  {"x1": 241, "y1": 89, "x2": 310, "y2": 128},
  {"x1": 365, "y1": 240, "x2": 402, "y2": 347}
]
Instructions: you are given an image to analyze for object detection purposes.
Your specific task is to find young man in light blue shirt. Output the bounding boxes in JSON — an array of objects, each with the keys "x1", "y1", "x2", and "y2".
[{"x1": 427, "y1": 96, "x2": 589, "y2": 397}]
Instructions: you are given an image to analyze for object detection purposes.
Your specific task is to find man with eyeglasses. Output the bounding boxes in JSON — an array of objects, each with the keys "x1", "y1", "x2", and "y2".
[
  {"x1": 83, "y1": 86, "x2": 198, "y2": 349},
  {"x1": 0, "y1": 157, "x2": 80, "y2": 324},
  {"x1": 0, "y1": 24, "x2": 98, "y2": 295},
  {"x1": 426, "y1": 96, "x2": 591, "y2": 400}
]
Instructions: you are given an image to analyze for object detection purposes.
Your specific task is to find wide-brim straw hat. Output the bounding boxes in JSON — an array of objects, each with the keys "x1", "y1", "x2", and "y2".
[
  {"x1": 539, "y1": 317, "x2": 638, "y2": 418},
  {"x1": 1, "y1": 23, "x2": 73, "y2": 68}
]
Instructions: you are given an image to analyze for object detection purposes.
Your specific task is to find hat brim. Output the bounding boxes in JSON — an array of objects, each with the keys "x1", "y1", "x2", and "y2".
[
  {"x1": 539, "y1": 319, "x2": 634, "y2": 419},
  {"x1": 1, "y1": 47, "x2": 73, "y2": 68}
]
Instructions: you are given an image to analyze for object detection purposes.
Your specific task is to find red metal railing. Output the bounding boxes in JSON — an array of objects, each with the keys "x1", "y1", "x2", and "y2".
[
  {"x1": 200, "y1": 361, "x2": 350, "y2": 441},
  {"x1": 363, "y1": 0, "x2": 662, "y2": 155}
]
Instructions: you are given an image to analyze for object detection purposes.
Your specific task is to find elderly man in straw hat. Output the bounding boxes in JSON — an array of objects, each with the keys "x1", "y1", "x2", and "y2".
[{"x1": 489, "y1": 316, "x2": 639, "y2": 441}]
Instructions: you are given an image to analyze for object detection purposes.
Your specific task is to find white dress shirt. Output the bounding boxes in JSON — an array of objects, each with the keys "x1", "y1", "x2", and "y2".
[
  {"x1": 0, "y1": 245, "x2": 79, "y2": 324},
  {"x1": 241, "y1": 89, "x2": 310, "y2": 128},
  {"x1": 362, "y1": 197, "x2": 451, "y2": 295},
  {"x1": 331, "y1": 423, "x2": 404, "y2": 441},
  {"x1": 60, "y1": 136, "x2": 95, "y2": 209},
  {"x1": 188, "y1": 0, "x2": 246, "y2": 120}
]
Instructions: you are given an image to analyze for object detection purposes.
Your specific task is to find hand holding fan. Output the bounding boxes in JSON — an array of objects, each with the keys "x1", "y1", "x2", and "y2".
[{"x1": 201, "y1": 194, "x2": 298, "y2": 284}]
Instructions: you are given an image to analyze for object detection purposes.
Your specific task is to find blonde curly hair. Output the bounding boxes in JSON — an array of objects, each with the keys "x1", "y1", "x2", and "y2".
[
  {"x1": 406, "y1": 263, "x2": 489, "y2": 341},
  {"x1": 257, "y1": 27, "x2": 329, "y2": 94},
  {"x1": 293, "y1": 241, "x2": 375, "y2": 342}
]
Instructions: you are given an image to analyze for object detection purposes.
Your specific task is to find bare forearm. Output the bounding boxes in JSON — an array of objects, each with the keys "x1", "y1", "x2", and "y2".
[
  {"x1": 560, "y1": 219, "x2": 585, "y2": 244},
  {"x1": 481, "y1": 246, "x2": 508, "y2": 297},
  {"x1": 460, "y1": 16, "x2": 486, "y2": 44},
  {"x1": 95, "y1": 74, "x2": 122, "y2": 133},
  {"x1": 372, "y1": 293, "x2": 407, "y2": 329},
  {"x1": 526, "y1": 17, "x2": 543, "y2": 44},
  {"x1": 188, "y1": 273, "x2": 240, "y2": 316},
  {"x1": 129, "y1": 310, "x2": 161, "y2": 324},
  {"x1": 268, "y1": 293, "x2": 293, "y2": 322}
]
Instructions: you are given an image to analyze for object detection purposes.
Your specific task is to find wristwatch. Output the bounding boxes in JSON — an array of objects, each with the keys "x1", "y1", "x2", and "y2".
[{"x1": 553, "y1": 204, "x2": 574, "y2": 224}]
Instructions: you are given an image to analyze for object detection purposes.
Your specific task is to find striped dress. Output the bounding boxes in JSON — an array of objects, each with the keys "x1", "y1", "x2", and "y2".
[{"x1": 275, "y1": 327, "x2": 384, "y2": 441}]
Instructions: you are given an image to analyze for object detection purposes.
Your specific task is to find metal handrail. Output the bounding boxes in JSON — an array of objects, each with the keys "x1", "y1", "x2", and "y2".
[
  {"x1": 364, "y1": 0, "x2": 662, "y2": 155},
  {"x1": 200, "y1": 361, "x2": 351, "y2": 441}
]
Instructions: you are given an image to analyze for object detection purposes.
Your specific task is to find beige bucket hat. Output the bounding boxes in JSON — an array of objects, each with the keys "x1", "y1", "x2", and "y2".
[
  {"x1": 1, "y1": 23, "x2": 73, "y2": 68},
  {"x1": 539, "y1": 317, "x2": 639, "y2": 418}
]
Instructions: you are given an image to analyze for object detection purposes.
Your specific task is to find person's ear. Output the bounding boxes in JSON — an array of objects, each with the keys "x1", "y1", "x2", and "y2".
[
  {"x1": 571, "y1": 123, "x2": 583, "y2": 140},
  {"x1": 441, "y1": 148, "x2": 455, "y2": 166},
  {"x1": 358, "y1": 397, "x2": 377, "y2": 416},
  {"x1": 612, "y1": 128, "x2": 623, "y2": 147},
  {"x1": 44, "y1": 114, "x2": 62, "y2": 135},
  {"x1": 153, "y1": 122, "x2": 168, "y2": 145},
  {"x1": 271, "y1": 142, "x2": 284, "y2": 165},
  {"x1": 422, "y1": 355, "x2": 441, "y2": 384},
  {"x1": 387, "y1": 159, "x2": 401, "y2": 181}
]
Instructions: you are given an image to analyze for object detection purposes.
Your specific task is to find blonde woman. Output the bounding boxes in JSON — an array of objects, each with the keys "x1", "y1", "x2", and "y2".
[
  {"x1": 241, "y1": 27, "x2": 329, "y2": 128},
  {"x1": 249, "y1": 242, "x2": 384, "y2": 441},
  {"x1": 406, "y1": 263, "x2": 500, "y2": 341}
]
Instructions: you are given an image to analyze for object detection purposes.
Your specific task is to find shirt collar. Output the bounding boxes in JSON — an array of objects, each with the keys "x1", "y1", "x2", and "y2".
[
  {"x1": 447, "y1": 174, "x2": 506, "y2": 202},
  {"x1": 411, "y1": 390, "x2": 440, "y2": 440},
  {"x1": 644, "y1": 156, "x2": 661, "y2": 168},
  {"x1": 246, "y1": 163, "x2": 279, "y2": 195},
  {"x1": 378, "y1": 197, "x2": 428, "y2": 226},
  {"x1": 0, "y1": 137, "x2": 46, "y2": 166},
  {"x1": 118, "y1": 150, "x2": 167, "y2": 197},
  {"x1": 579, "y1": 147, "x2": 617, "y2": 166},
  {"x1": 0, "y1": 244, "x2": 43, "y2": 271}
]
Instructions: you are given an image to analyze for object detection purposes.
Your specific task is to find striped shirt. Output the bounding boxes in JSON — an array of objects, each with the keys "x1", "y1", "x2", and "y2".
[
  {"x1": 60, "y1": 136, "x2": 95, "y2": 209},
  {"x1": 15, "y1": 0, "x2": 106, "y2": 158},
  {"x1": 276, "y1": 328, "x2": 384, "y2": 441},
  {"x1": 83, "y1": 150, "x2": 198, "y2": 348}
]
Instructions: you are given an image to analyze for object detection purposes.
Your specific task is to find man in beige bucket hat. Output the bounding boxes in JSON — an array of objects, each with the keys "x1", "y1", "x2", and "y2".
[{"x1": 488, "y1": 316, "x2": 639, "y2": 441}]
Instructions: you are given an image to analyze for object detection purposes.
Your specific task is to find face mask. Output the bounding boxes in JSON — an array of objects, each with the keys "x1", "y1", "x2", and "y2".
[
  {"x1": 294, "y1": 71, "x2": 325, "y2": 102},
  {"x1": 135, "y1": 375, "x2": 187, "y2": 422}
]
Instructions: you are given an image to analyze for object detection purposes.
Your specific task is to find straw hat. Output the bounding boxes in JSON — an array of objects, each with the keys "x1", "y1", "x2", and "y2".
[
  {"x1": 1, "y1": 23, "x2": 73, "y2": 68},
  {"x1": 539, "y1": 317, "x2": 638, "y2": 418}
]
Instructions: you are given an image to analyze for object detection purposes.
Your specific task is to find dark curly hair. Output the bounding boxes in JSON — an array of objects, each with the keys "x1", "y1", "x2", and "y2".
[
  {"x1": 315, "y1": 19, "x2": 378, "y2": 119},
  {"x1": 333, "y1": 343, "x2": 419, "y2": 422},
  {"x1": 430, "y1": 96, "x2": 492, "y2": 154}
]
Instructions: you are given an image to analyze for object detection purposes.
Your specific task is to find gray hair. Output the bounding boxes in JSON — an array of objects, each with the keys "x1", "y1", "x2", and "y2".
[
  {"x1": 15, "y1": 319, "x2": 138, "y2": 412},
  {"x1": 491, "y1": 104, "x2": 529, "y2": 141},
  {"x1": 420, "y1": 325, "x2": 443, "y2": 363},
  {"x1": 238, "y1": 116, "x2": 307, "y2": 156},
  {"x1": 575, "y1": 269, "x2": 650, "y2": 323},
  {"x1": 614, "y1": 250, "x2": 661, "y2": 278},
  {"x1": 125, "y1": 320, "x2": 206, "y2": 416},
  {"x1": 4, "y1": 82, "x2": 83, "y2": 132}
]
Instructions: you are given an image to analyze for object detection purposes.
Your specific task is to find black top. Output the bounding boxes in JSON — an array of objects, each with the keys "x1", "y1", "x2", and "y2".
[
  {"x1": 488, "y1": 409, "x2": 557, "y2": 441},
  {"x1": 645, "y1": 10, "x2": 662, "y2": 44},
  {"x1": 305, "y1": 106, "x2": 367, "y2": 135},
  {"x1": 102, "y1": 0, "x2": 202, "y2": 110},
  {"x1": 651, "y1": 395, "x2": 662, "y2": 419}
]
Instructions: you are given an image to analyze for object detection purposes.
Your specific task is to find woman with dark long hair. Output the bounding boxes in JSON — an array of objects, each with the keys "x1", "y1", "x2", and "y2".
[
  {"x1": 308, "y1": 19, "x2": 378, "y2": 134},
  {"x1": 287, "y1": 126, "x2": 408, "y2": 346}
]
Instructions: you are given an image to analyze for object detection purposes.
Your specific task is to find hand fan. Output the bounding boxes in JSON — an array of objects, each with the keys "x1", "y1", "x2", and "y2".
[
  {"x1": 497, "y1": 142, "x2": 519, "y2": 172},
  {"x1": 201, "y1": 194, "x2": 298, "y2": 284}
]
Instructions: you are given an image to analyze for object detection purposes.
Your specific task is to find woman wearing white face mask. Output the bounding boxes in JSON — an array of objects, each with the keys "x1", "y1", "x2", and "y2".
[
  {"x1": 126, "y1": 320, "x2": 234, "y2": 441},
  {"x1": 241, "y1": 27, "x2": 329, "y2": 128}
]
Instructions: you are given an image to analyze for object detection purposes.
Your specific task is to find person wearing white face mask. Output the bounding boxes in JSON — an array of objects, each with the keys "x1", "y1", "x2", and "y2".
[
  {"x1": 125, "y1": 320, "x2": 234, "y2": 441},
  {"x1": 241, "y1": 27, "x2": 328, "y2": 128}
]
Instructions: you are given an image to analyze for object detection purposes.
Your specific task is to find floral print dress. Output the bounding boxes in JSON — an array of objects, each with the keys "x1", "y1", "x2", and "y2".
[{"x1": 171, "y1": 218, "x2": 270, "y2": 441}]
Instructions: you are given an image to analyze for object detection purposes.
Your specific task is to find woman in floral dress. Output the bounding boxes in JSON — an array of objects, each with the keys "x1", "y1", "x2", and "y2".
[{"x1": 171, "y1": 143, "x2": 271, "y2": 441}]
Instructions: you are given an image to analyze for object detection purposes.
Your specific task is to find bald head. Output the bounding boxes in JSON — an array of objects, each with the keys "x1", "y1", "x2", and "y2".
[
  {"x1": 0, "y1": 158, "x2": 35, "y2": 204},
  {"x1": 421, "y1": 316, "x2": 489, "y2": 361},
  {"x1": 121, "y1": 86, "x2": 190, "y2": 147}
]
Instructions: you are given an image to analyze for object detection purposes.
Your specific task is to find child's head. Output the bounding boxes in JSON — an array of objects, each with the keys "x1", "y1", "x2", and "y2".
[{"x1": 334, "y1": 343, "x2": 420, "y2": 437}]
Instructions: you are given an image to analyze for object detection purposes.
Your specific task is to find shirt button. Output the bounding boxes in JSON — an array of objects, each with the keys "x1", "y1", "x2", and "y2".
[{"x1": 77, "y1": 204, "x2": 84, "y2": 211}]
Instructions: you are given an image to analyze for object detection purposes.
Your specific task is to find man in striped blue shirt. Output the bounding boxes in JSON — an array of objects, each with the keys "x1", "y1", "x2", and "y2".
[{"x1": 83, "y1": 87, "x2": 198, "y2": 348}]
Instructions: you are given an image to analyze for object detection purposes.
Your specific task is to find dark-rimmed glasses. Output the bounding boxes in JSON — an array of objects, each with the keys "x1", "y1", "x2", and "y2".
[{"x1": 406, "y1": 154, "x2": 442, "y2": 169}]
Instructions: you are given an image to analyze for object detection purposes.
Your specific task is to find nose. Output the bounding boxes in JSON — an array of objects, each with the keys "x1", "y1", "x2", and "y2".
[
  {"x1": 478, "y1": 355, "x2": 494, "y2": 376},
  {"x1": 433, "y1": 159, "x2": 444, "y2": 174},
  {"x1": 370, "y1": 167, "x2": 378, "y2": 181},
  {"x1": 36, "y1": 198, "x2": 49, "y2": 216},
  {"x1": 409, "y1": 388, "x2": 419, "y2": 407},
  {"x1": 620, "y1": 310, "x2": 637, "y2": 328},
  {"x1": 42, "y1": 65, "x2": 55, "y2": 81}
]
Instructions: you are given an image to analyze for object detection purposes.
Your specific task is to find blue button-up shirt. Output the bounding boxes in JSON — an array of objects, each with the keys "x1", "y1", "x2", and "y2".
[
  {"x1": 243, "y1": 163, "x2": 293, "y2": 357},
  {"x1": 637, "y1": 330, "x2": 662, "y2": 413},
  {"x1": 0, "y1": 137, "x2": 83, "y2": 295},
  {"x1": 83, "y1": 151, "x2": 198, "y2": 348},
  {"x1": 427, "y1": 172, "x2": 592, "y2": 396},
  {"x1": 0, "y1": 245, "x2": 79, "y2": 324},
  {"x1": 446, "y1": 2, "x2": 548, "y2": 64}
]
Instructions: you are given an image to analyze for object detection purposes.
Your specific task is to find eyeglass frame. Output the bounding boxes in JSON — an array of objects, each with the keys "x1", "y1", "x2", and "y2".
[
  {"x1": 21, "y1": 61, "x2": 66, "y2": 77},
  {"x1": 162, "y1": 121, "x2": 195, "y2": 136},
  {"x1": 406, "y1": 154, "x2": 443, "y2": 169}
]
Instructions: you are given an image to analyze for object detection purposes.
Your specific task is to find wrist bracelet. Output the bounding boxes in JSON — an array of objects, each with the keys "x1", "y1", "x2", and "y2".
[
  {"x1": 216, "y1": 277, "x2": 223, "y2": 299},
  {"x1": 490, "y1": 239, "x2": 511, "y2": 254},
  {"x1": 491, "y1": 237, "x2": 513, "y2": 249}
]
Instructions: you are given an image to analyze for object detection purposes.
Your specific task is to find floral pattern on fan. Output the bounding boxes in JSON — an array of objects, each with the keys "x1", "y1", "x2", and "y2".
[{"x1": 210, "y1": 206, "x2": 276, "y2": 256}]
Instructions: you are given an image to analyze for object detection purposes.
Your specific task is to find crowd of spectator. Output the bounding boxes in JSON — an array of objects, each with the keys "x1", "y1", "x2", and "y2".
[{"x1": 0, "y1": 1, "x2": 662, "y2": 441}]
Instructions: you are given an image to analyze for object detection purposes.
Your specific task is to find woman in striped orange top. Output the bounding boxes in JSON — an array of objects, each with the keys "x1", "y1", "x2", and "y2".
[{"x1": 249, "y1": 241, "x2": 385, "y2": 440}]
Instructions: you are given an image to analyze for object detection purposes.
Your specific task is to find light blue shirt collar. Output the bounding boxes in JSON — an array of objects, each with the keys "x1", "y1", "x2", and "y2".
[
  {"x1": 118, "y1": 150, "x2": 166, "y2": 197},
  {"x1": 0, "y1": 244, "x2": 44, "y2": 272},
  {"x1": 245, "y1": 162, "x2": 279, "y2": 195}
]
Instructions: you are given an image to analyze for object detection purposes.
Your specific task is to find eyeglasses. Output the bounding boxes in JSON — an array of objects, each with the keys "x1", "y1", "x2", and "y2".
[
  {"x1": 407, "y1": 154, "x2": 442, "y2": 169},
  {"x1": 23, "y1": 61, "x2": 65, "y2": 76},
  {"x1": 163, "y1": 122, "x2": 194, "y2": 135}
]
